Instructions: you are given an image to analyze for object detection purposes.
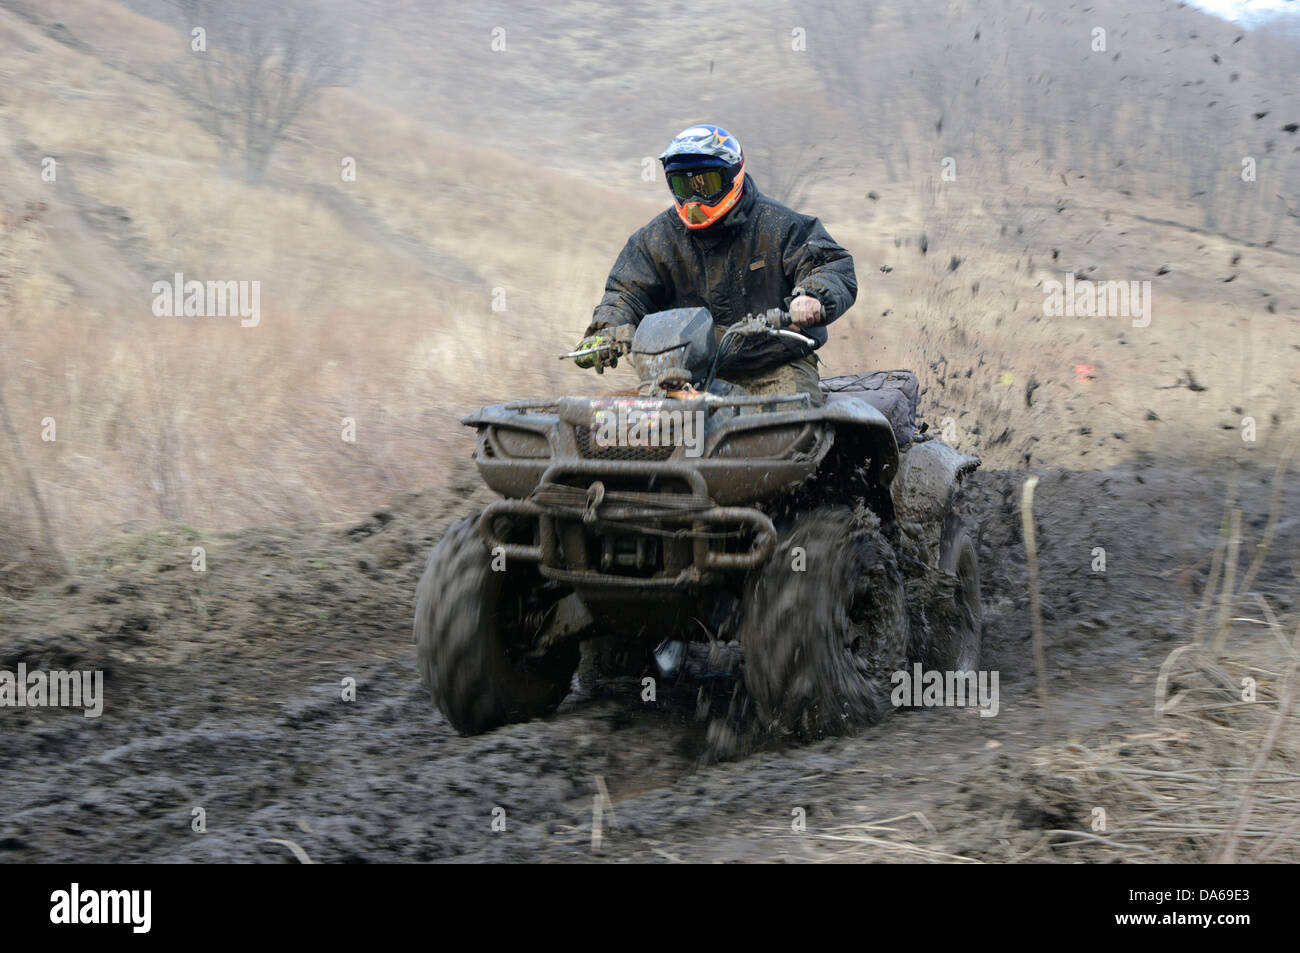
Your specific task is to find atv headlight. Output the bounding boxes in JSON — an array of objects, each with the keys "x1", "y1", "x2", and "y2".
[
  {"x1": 489, "y1": 426, "x2": 551, "y2": 459},
  {"x1": 711, "y1": 425, "x2": 812, "y2": 459}
]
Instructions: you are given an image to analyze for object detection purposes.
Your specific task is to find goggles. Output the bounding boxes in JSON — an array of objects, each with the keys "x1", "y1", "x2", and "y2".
[{"x1": 667, "y1": 166, "x2": 734, "y2": 204}]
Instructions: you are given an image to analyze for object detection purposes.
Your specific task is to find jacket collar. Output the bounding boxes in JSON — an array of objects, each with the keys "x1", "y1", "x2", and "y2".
[{"x1": 717, "y1": 176, "x2": 758, "y2": 229}]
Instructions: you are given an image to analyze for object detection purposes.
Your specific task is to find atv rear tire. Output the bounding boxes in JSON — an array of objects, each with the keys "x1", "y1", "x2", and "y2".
[
  {"x1": 738, "y1": 507, "x2": 910, "y2": 738},
  {"x1": 415, "y1": 516, "x2": 577, "y2": 734}
]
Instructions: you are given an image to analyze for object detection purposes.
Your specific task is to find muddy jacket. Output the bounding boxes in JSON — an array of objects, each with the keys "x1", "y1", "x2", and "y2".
[{"x1": 586, "y1": 179, "x2": 857, "y2": 353}]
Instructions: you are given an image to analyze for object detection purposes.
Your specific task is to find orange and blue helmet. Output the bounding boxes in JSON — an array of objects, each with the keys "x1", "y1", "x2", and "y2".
[{"x1": 659, "y1": 125, "x2": 744, "y2": 230}]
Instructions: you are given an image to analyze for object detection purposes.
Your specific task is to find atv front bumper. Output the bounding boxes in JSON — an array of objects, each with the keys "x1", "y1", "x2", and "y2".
[{"x1": 477, "y1": 461, "x2": 777, "y2": 588}]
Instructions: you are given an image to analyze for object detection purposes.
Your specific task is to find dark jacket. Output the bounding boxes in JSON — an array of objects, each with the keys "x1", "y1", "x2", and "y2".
[{"x1": 586, "y1": 179, "x2": 857, "y2": 351}]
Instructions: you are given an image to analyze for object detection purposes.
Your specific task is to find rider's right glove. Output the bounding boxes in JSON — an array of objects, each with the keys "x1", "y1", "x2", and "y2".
[{"x1": 573, "y1": 334, "x2": 617, "y2": 371}]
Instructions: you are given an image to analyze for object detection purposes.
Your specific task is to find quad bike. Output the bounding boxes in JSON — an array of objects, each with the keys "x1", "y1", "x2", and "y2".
[{"x1": 415, "y1": 307, "x2": 982, "y2": 737}]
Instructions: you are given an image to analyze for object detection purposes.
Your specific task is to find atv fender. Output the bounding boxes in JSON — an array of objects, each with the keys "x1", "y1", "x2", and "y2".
[{"x1": 891, "y1": 439, "x2": 980, "y2": 529}]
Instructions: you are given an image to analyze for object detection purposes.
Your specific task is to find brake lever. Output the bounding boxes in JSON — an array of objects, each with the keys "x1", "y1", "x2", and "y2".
[{"x1": 775, "y1": 328, "x2": 816, "y2": 346}]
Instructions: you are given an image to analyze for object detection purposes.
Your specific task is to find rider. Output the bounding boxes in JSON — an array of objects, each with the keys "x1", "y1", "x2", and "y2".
[{"x1": 574, "y1": 124, "x2": 857, "y2": 405}]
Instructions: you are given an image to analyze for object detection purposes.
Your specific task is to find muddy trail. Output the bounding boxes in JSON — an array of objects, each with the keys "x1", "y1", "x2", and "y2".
[{"x1": 0, "y1": 455, "x2": 1295, "y2": 863}]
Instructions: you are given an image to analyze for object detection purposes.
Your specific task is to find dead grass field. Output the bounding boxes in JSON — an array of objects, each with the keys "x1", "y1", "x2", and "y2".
[
  {"x1": 3, "y1": 2, "x2": 1297, "y2": 579},
  {"x1": 0, "y1": 0, "x2": 1298, "y2": 866}
]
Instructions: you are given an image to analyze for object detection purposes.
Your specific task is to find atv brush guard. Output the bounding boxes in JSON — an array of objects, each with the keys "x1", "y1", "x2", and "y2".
[{"x1": 478, "y1": 460, "x2": 779, "y2": 587}]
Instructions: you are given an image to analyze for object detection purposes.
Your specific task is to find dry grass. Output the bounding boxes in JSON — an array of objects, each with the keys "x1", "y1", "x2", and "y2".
[
  {"x1": 0, "y1": 0, "x2": 650, "y2": 578},
  {"x1": 1030, "y1": 635, "x2": 1300, "y2": 863},
  {"x1": 2, "y1": 0, "x2": 1297, "y2": 578},
  {"x1": 1025, "y1": 454, "x2": 1300, "y2": 863}
]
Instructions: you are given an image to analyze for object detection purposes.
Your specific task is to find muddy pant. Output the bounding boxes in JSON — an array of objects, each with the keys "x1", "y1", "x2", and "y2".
[{"x1": 721, "y1": 355, "x2": 824, "y2": 407}]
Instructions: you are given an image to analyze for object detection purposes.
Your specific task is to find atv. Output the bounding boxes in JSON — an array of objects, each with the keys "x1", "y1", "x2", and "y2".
[{"x1": 415, "y1": 307, "x2": 981, "y2": 737}]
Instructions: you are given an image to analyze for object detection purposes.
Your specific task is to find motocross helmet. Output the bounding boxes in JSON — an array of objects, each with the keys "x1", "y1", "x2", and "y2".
[{"x1": 659, "y1": 124, "x2": 744, "y2": 230}]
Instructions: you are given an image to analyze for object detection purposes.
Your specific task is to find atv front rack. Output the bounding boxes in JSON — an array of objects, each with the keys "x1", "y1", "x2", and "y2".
[
  {"x1": 477, "y1": 461, "x2": 777, "y2": 588},
  {"x1": 502, "y1": 392, "x2": 810, "y2": 416}
]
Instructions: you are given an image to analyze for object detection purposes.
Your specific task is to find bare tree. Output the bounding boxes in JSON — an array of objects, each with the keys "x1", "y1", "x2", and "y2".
[{"x1": 170, "y1": 0, "x2": 358, "y2": 183}]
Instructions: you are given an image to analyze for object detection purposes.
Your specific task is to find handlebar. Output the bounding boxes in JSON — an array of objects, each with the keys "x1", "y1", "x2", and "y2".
[
  {"x1": 559, "y1": 309, "x2": 814, "y2": 370},
  {"x1": 702, "y1": 309, "x2": 816, "y2": 392},
  {"x1": 722, "y1": 309, "x2": 812, "y2": 346},
  {"x1": 558, "y1": 324, "x2": 635, "y2": 371}
]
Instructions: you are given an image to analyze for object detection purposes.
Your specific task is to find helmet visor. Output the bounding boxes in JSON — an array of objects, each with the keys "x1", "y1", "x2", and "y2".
[{"x1": 668, "y1": 168, "x2": 729, "y2": 203}]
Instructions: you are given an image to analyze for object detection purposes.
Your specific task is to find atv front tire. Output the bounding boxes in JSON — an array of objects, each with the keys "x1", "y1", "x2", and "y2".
[
  {"x1": 415, "y1": 517, "x2": 577, "y2": 734},
  {"x1": 739, "y1": 507, "x2": 910, "y2": 738}
]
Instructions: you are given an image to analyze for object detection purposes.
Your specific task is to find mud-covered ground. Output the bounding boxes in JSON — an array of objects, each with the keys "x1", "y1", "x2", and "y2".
[{"x1": 1, "y1": 456, "x2": 1295, "y2": 863}]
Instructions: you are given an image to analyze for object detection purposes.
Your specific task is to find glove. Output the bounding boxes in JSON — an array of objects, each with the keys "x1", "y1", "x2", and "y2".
[{"x1": 573, "y1": 334, "x2": 618, "y2": 372}]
